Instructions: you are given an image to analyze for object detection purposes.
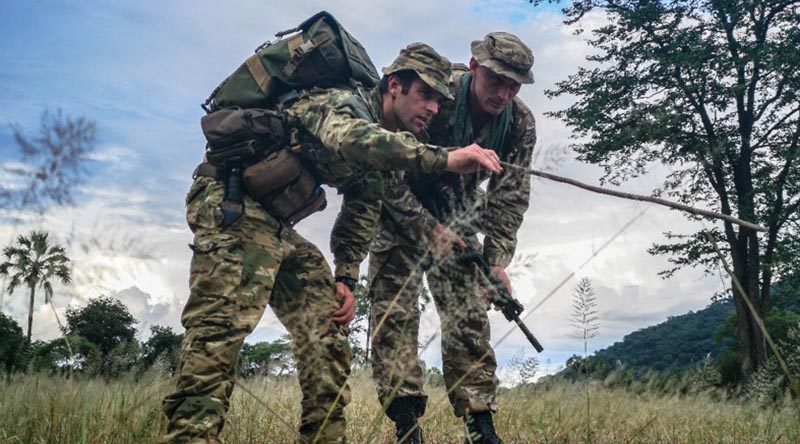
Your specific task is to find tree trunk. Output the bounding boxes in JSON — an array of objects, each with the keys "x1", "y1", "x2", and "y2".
[
  {"x1": 26, "y1": 285, "x2": 35, "y2": 344},
  {"x1": 747, "y1": 230, "x2": 766, "y2": 370},
  {"x1": 729, "y1": 233, "x2": 766, "y2": 379}
]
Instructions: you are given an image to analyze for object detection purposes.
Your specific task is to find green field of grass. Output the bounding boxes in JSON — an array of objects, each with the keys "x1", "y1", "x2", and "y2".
[{"x1": 1, "y1": 370, "x2": 798, "y2": 443}]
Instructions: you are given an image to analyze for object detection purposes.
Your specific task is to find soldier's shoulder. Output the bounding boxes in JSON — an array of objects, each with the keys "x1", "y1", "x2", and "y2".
[
  {"x1": 450, "y1": 65, "x2": 468, "y2": 94},
  {"x1": 300, "y1": 86, "x2": 360, "y2": 106},
  {"x1": 290, "y1": 86, "x2": 373, "y2": 120},
  {"x1": 511, "y1": 96, "x2": 535, "y2": 128}
]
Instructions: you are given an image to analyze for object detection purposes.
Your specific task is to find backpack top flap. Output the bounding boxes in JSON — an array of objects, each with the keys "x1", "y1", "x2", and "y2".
[
  {"x1": 299, "y1": 11, "x2": 380, "y2": 88},
  {"x1": 204, "y1": 11, "x2": 379, "y2": 111}
]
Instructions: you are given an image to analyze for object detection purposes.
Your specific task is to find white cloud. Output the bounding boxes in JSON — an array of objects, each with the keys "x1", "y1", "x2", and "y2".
[{"x1": 87, "y1": 145, "x2": 140, "y2": 170}]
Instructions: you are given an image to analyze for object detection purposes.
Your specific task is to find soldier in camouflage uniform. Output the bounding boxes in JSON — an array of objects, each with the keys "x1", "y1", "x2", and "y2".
[
  {"x1": 369, "y1": 33, "x2": 536, "y2": 443},
  {"x1": 161, "y1": 43, "x2": 503, "y2": 444}
]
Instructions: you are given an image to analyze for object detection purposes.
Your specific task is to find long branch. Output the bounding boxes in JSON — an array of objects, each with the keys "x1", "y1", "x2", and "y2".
[{"x1": 501, "y1": 161, "x2": 766, "y2": 232}]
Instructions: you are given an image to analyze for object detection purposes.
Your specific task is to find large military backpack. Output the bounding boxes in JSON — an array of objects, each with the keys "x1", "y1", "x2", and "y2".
[
  {"x1": 198, "y1": 11, "x2": 379, "y2": 227},
  {"x1": 203, "y1": 10, "x2": 380, "y2": 112}
]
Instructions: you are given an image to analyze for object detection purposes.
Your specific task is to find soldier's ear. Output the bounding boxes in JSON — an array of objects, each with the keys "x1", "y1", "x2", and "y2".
[
  {"x1": 469, "y1": 58, "x2": 479, "y2": 74},
  {"x1": 387, "y1": 75, "x2": 400, "y2": 99}
]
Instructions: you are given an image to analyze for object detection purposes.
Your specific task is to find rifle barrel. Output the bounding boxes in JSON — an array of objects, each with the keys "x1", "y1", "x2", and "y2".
[{"x1": 515, "y1": 317, "x2": 544, "y2": 353}]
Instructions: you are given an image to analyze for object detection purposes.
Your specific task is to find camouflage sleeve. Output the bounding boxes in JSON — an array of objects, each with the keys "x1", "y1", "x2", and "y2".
[
  {"x1": 330, "y1": 171, "x2": 386, "y2": 279},
  {"x1": 380, "y1": 172, "x2": 439, "y2": 244},
  {"x1": 483, "y1": 100, "x2": 536, "y2": 268},
  {"x1": 286, "y1": 89, "x2": 448, "y2": 174}
]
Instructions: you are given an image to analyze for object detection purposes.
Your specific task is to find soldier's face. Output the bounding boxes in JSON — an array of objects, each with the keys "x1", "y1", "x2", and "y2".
[
  {"x1": 469, "y1": 60, "x2": 521, "y2": 116},
  {"x1": 389, "y1": 77, "x2": 442, "y2": 136}
]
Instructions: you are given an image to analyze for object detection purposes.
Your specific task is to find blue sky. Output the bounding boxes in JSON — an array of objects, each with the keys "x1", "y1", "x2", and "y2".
[{"x1": 0, "y1": 0, "x2": 722, "y2": 379}]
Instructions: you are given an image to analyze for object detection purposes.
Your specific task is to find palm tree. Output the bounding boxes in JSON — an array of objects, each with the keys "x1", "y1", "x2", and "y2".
[{"x1": 0, "y1": 231, "x2": 71, "y2": 343}]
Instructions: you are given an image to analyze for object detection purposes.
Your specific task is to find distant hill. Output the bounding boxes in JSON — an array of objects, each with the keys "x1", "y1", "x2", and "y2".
[
  {"x1": 591, "y1": 300, "x2": 735, "y2": 375},
  {"x1": 567, "y1": 275, "x2": 800, "y2": 377}
]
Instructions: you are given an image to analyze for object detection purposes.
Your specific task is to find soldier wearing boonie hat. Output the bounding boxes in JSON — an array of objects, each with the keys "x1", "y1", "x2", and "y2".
[
  {"x1": 471, "y1": 31, "x2": 534, "y2": 84},
  {"x1": 368, "y1": 32, "x2": 537, "y2": 444},
  {"x1": 381, "y1": 42, "x2": 454, "y2": 100},
  {"x1": 375, "y1": 42, "x2": 457, "y2": 138}
]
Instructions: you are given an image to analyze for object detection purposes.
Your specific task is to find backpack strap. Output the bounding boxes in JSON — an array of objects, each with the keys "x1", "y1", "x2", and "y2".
[
  {"x1": 192, "y1": 162, "x2": 221, "y2": 180},
  {"x1": 245, "y1": 54, "x2": 271, "y2": 95},
  {"x1": 282, "y1": 34, "x2": 333, "y2": 78}
]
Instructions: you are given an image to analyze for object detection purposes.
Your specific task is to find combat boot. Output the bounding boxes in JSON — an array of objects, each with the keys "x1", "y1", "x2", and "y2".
[
  {"x1": 463, "y1": 411, "x2": 503, "y2": 444},
  {"x1": 385, "y1": 396, "x2": 425, "y2": 443}
]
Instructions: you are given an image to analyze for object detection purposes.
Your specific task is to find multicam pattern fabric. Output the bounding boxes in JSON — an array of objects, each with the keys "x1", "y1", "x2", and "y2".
[
  {"x1": 368, "y1": 236, "x2": 499, "y2": 417},
  {"x1": 284, "y1": 86, "x2": 449, "y2": 279},
  {"x1": 164, "y1": 81, "x2": 452, "y2": 443},
  {"x1": 368, "y1": 61, "x2": 536, "y2": 419},
  {"x1": 162, "y1": 178, "x2": 350, "y2": 444}
]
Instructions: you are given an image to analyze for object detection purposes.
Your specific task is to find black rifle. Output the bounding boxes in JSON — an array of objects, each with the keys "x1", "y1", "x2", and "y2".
[
  {"x1": 410, "y1": 173, "x2": 543, "y2": 353},
  {"x1": 458, "y1": 246, "x2": 544, "y2": 353}
]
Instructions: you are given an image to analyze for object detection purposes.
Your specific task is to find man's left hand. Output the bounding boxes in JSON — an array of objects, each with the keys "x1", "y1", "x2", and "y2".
[{"x1": 332, "y1": 282, "x2": 356, "y2": 326}]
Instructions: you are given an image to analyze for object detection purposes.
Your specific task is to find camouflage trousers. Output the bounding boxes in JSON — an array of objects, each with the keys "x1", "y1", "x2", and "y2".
[
  {"x1": 162, "y1": 176, "x2": 351, "y2": 444},
  {"x1": 368, "y1": 238, "x2": 498, "y2": 418}
]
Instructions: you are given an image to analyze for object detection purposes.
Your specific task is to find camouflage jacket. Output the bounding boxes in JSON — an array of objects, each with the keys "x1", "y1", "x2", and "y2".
[
  {"x1": 377, "y1": 69, "x2": 536, "y2": 268},
  {"x1": 283, "y1": 85, "x2": 448, "y2": 279}
]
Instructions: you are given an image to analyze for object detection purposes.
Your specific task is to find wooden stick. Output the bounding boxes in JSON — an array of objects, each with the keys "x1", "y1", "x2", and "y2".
[{"x1": 502, "y1": 161, "x2": 767, "y2": 232}]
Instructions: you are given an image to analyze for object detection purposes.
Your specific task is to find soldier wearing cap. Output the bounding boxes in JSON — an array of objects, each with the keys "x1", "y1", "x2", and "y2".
[
  {"x1": 368, "y1": 32, "x2": 535, "y2": 443},
  {"x1": 161, "y1": 42, "x2": 502, "y2": 444}
]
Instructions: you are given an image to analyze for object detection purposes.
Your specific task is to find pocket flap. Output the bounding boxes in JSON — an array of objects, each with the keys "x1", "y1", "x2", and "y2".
[{"x1": 190, "y1": 233, "x2": 239, "y2": 254}]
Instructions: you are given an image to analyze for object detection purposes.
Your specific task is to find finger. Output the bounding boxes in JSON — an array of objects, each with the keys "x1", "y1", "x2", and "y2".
[
  {"x1": 332, "y1": 289, "x2": 354, "y2": 316},
  {"x1": 484, "y1": 150, "x2": 503, "y2": 173},
  {"x1": 453, "y1": 234, "x2": 466, "y2": 250},
  {"x1": 333, "y1": 291, "x2": 356, "y2": 317},
  {"x1": 332, "y1": 302, "x2": 353, "y2": 324},
  {"x1": 477, "y1": 151, "x2": 502, "y2": 174},
  {"x1": 331, "y1": 284, "x2": 353, "y2": 322},
  {"x1": 333, "y1": 294, "x2": 356, "y2": 324}
]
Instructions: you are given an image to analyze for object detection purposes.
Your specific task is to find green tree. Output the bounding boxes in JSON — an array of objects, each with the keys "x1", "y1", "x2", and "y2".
[
  {"x1": 238, "y1": 336, "x2": 294, "y2": 377},
  {"x1": 139, "y1": 325, "x2": 183, "y2": 375},
  {"x1": 541, "y1": 0, "x2": 800, "y2": 377},
  {"x1": 65, "y1": 296, "x2": 137, "y2": 376},
  {"x1": 27, "y1": 336, "x2": 98, "y2": 374},
  {"x1": 0, "y1": 231, "x2": 71, "y2": 343},
  {"x1": 0, "y1": 312, "x2": 25, "y2": 373}
]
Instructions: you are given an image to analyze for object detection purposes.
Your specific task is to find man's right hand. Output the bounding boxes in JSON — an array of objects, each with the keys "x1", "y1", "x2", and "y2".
[
  {"x1": 430, "y1": 223, "x2": 466, "y2": 259},
  {"x1": 444, "y1": 144, "x2": 503, "y2": 175}
]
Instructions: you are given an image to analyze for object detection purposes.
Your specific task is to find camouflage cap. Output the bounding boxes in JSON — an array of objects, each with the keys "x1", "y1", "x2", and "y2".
[
  {"x1": 382, "y1": 42, "x2": 454, "y2": 100},
  {"x1": 471, "y1": 32, "x2": 534, "y2": 84}
]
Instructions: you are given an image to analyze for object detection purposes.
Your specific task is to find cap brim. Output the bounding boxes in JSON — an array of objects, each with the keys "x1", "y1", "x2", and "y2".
[
  {"x1": 382, "y1": 65, "x2": 454, "y2": 100},
  {"x1": 478, "y1": 58, "x2": 534, "y2": 84},
  {"x1": 419, "y1": 73, "x2": 454, "y2": 100}
]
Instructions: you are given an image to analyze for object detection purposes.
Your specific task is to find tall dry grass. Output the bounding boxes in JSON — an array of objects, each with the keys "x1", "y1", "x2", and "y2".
[{"x1": 1, "y1": 370, "x2": 798, "y2": 443}]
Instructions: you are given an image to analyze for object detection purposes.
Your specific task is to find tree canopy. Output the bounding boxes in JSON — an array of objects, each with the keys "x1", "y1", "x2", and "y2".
[
  {"x1": 0, "y1": 231, "x2": 71, "y2": 343},
  {"x1": 65, "y1": 296, "x2": 137, "y2": 356},
  {"x1": 541, "y1": 0, "x2": 800, "y2": 376}
]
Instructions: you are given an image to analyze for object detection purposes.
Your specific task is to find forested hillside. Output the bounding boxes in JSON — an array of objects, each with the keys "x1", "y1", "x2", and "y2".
[
  {"x1": 593, "y1": 301, "x2": 735, "y2": 374},
  {"x1": 563, "y1": 275, "x2": 799, "y2": 380}
]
